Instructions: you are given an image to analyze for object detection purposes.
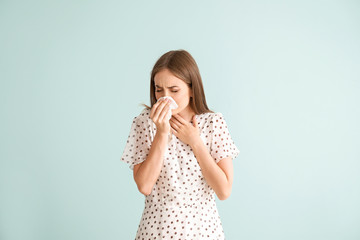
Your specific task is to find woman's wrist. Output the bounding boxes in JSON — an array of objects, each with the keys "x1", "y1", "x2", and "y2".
[
  {"x1": 155, "y1": 131, "x2": 170, "y2": 140},
  {"x1": 189, "y1": 136, "x2": 203, "y2": 149}
]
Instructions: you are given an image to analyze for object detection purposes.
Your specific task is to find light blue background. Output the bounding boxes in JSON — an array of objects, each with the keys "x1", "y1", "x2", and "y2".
[{"x1": 1, "y1": 0, "x2": 359, "y2": 239}]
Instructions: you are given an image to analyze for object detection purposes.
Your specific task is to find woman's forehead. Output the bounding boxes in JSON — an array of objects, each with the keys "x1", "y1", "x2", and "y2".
[{"x1": 154, "y1": 76, "x2": 186, "y2": 87}]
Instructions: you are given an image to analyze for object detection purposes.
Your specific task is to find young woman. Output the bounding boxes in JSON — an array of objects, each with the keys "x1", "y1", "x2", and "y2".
[{"x1": 120, "y1": 49, "x2": 240, "y2": 239}]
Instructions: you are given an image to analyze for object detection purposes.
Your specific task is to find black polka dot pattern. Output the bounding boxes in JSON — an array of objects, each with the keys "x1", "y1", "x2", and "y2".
[
  {"x1": 120, "y1": 108, "x2": 240, "y2": 239},
  {"x1": 210, "y1": 112, "x2": 240, "y2": 163},
  {"x1": 120, "y1": 110, "x2": 152, "y2": 170}
]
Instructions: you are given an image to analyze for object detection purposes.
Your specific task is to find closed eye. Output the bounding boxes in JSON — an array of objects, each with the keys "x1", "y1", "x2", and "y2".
[{"x1": 156, "y1": 90, "x2": 178, "y2": 93}]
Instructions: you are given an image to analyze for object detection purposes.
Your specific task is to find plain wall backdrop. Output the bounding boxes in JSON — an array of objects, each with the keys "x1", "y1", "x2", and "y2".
[{"x1": 1, "y1": 0, "x2": 359, "y2": 239}]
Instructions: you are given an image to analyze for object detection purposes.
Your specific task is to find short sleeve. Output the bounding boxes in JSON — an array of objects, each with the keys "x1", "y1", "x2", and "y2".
[
  {"x1": 210, "y1": 113, "x2": 240, "y2": 163},
  {"x1": 120, "y1": 115, "x2": 152, "y2": 170}
]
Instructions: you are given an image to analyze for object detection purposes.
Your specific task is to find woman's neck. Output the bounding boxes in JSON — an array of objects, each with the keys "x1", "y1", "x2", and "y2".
[{"x1": 176, "y1": 107, "x2": 196, "y2": 123}]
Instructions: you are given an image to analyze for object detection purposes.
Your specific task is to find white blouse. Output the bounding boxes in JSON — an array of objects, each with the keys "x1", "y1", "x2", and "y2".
[{"x1": 120, "y1": 108, "x2": 240, "y2": 240}]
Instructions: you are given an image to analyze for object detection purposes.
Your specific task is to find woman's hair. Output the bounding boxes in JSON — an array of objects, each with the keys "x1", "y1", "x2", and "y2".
[{"x1": 140, "y1": 49, "x2": 214, "y2": 115}]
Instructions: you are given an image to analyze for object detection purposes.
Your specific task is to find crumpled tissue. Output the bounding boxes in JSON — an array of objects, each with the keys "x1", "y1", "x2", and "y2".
[{"x1": 156, "y1": 96, "x2": 178, "y2": 120}]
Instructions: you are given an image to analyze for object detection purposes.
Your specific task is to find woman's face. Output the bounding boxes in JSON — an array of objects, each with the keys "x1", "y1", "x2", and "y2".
[{"x1": 154, "y1": 68, "x2": 193, "y2": 115}]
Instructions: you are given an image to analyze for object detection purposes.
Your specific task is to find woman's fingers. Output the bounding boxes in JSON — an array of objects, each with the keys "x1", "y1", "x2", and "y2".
[
  {"x1": 152, "y1": 100, "x2": 169, "y2": 122},
  {"x1": 159, "y1": 104, "x2": 171, "y2": 122},
  {"x1": 150, "y1": 100, "x2": 162, "y2": 119},
  {"x1": 156, "y1": 101, "x2": 170, "y2": 121},
  {"x1": 150, "y1": 99, "x2": 165, "y2": 119}
]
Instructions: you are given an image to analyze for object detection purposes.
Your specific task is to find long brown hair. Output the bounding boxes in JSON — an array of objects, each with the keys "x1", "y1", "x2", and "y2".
[{"x1": 140, "y1": 49, "x2": 214, "y2": 115}]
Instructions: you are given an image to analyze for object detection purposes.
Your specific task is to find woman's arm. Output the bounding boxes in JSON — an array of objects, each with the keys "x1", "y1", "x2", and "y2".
[
  {"x1": 190, "y1": 139, "x2": 233, "y2": 200},
  {"x1": 133, "y1": 132, "x2": 168, "y2": 196}
]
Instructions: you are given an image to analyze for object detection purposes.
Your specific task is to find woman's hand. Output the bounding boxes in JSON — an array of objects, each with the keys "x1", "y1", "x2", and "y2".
[
  {"x1": 150, "y1": 99, "x2": 172, "y2": 135},
  {"x1": 170, "y1": 114, "x2": 201, "y2": 146}
]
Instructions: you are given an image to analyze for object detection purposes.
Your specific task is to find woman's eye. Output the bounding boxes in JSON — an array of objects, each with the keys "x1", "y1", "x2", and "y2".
[{"x1": 156, "y1": 90, "x2": 178, "y2": 93}]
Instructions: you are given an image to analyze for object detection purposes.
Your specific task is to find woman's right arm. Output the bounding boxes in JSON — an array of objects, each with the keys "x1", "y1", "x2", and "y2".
[
  {"x1": 133, "y1": 98, "x2": 172, "y2": 196},
  {"x1": 133, "y1": 132, "x2": 168, "y2": 196}
]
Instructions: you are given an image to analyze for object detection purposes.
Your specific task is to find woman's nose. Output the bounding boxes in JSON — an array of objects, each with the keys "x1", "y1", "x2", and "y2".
[{"x1": 159, "y1": 91, "x2": 171, "y2": 97}]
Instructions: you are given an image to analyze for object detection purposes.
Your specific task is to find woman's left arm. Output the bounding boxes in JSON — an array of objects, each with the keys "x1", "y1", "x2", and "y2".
[
  {"x1": 190, "y1": 140, "x2": 233, "y2": 200},
  {"x1": 169, "y1": 113, "x2": 234, "y2": 200}
]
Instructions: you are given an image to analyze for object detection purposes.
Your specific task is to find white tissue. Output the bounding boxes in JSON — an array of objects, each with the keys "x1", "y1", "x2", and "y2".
[{"x1": 157, "y1": 96, "x2": 178, "y2": 120}]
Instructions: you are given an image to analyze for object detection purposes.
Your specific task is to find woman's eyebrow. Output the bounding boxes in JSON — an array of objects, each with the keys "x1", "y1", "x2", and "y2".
[{"x1": 155, "y1": 85, "x2": 179, "y2": 88}]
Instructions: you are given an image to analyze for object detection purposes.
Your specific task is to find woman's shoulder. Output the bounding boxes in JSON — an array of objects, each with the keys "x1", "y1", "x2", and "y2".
[
  {"x1": 203, "y1": 112, "x2": 231, "y2": 129},
  {"x1": 201, "y1": 111, "x2": 223, "y2": 120},
  {"x1": 139, "y1": 107, "x2": 152, "y2": 117},
  {"x1": 132, "y1": 108, "x2": 152, "y2": 123},
  {"x1": 196, "y1": 112, "x2": 225, "y2": 129}
]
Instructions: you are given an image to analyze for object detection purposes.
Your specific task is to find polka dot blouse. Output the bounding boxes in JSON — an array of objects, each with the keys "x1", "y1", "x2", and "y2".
[{"x1": 120, "y1": 108, "x2": 240, "y2": 240}]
